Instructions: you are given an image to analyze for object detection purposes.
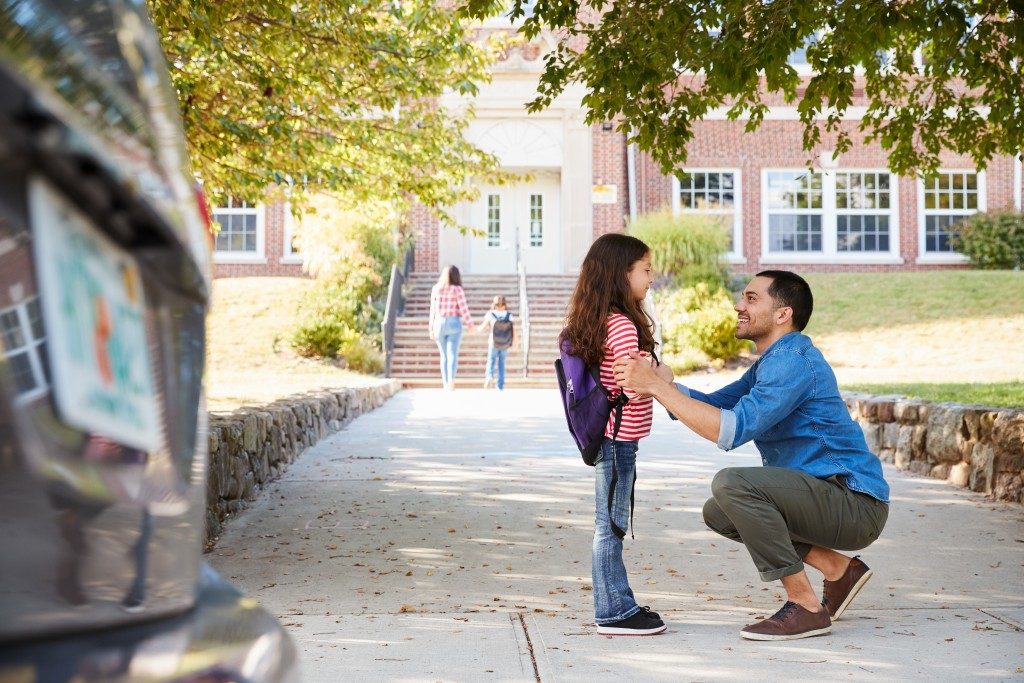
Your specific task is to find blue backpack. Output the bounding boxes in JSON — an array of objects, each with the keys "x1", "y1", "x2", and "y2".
[{"x1": 554, "y1": 331, "x2": 629, "y2": 466}]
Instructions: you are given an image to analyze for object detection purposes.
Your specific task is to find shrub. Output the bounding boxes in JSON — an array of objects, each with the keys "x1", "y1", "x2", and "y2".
[
  {"x1": 951, "y1": 210, "x2": 1024, "y2": 269},
  {"x1": 290, "y1": 310, "x2": 383, "y2": 373},
  {"x1": 291, "y1": 314, "x2": 357, "y2": 359},
  {"x1": 338, "y1": 336, "x2": 384, "y2": 374},
  {"x1": 289, "y1": 193, "x2": 405, "y2": 373},
  {"x1": 654, "y1": 283, "x2": 752, "y2": 370},
  {"x1": 628, "y1": 210, "x2": 731, "y2": 289}
]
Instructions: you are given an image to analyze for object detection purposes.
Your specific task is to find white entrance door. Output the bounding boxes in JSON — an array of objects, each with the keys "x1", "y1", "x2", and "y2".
[{"x1": 469, "y1": 175, "x2": 561, "y2": 274}]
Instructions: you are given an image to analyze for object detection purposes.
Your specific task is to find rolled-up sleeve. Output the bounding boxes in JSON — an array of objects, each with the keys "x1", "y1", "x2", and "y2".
[
  {"x1": 719, "y1": 351, "x2": 814, "y2": 450},
  {"x1": 669, "y1": 382, "x2": 739, "y2": 448}
]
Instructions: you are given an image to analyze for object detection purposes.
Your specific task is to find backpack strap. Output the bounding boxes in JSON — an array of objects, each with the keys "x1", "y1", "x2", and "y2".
[
  {"x1": 606, "y1": 392, "x2": 634, "y2": 540},
  {"x1": 591, "y1": 361, "x2": 637, "y2": 541}
]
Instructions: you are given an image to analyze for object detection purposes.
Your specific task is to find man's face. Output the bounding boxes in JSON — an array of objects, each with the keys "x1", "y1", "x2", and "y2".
[{"x1": 735, "y1": 276, "x2": 781, "y2": 341}]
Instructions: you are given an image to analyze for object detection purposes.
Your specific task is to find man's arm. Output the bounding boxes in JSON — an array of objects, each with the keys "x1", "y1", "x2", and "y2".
[{"x1": 614, "y1": 355, "x2": 722, "y2": 443}]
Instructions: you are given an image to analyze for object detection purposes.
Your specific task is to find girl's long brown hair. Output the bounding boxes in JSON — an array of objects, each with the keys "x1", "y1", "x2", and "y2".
[{"x1": 563, "y1": 233, "x2": 655, "y2": 367}]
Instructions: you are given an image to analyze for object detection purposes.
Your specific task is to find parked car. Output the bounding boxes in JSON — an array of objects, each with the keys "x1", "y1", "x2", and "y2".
[{"x1": 0, "y1": 1, "x2": 298, "y2": 680}]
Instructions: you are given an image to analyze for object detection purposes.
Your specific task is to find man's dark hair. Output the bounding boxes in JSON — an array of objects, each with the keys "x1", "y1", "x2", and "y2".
[{"x1": 755, "y1": 270, "x2": 813, "y2": 331}]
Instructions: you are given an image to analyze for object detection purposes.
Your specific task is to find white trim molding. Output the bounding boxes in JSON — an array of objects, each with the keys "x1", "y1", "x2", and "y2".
[
  {"x1": 671, "y1": 168, "x2": 743, "y2": 261},
  {"x1": 0, "y1": 297, "x2": 49, "y2": 404},
  {"x1": 915, "y1": 169, "x2": 985, "y2": 264},
  {"x1": 760, "y1": 167, "x2": 902, "y2": 263},
  {"x1": 280, "y1": 202, "x2": 304, "y2": 265},
  {"x1": 212, "y1": 199, "x2": 266, "y2": 263}
]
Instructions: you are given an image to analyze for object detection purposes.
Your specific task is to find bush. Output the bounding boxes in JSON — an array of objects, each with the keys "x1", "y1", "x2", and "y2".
[
  {"x1": 951, "y1": 210, "x2": 1024, "y2": 269},
  {"x1": 628, "y1": 210, "x2": 731, "y2": 289},
  {"x1": 654, "y1": 283, "x2": 752, "y2": 370},
  {"x1": 291, "y1": 316, "x2": 352, "y2": 359},
  {"x1": 289, "y1": 193, "x2": 404, "y2": 373},
  {"x1": 290, "y1": 311, "x2": 384, "y2": 373}
]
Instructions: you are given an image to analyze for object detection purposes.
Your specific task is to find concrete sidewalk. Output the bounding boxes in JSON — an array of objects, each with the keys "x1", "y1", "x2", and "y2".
[{"x1": 208, "y1": 387, "x2": 1024, "y2": 681}]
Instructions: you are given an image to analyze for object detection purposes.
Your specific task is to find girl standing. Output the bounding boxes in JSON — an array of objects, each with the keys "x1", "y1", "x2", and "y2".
[
  {"x1": 562, "y1": 233, "x2": 669, "y2": 636},
  {"x1": 429, "y1": 265, "x2": 473, "y2": 390},
  {"x1": 478, "y1": 295, "x2": 514, "y2": 390}
]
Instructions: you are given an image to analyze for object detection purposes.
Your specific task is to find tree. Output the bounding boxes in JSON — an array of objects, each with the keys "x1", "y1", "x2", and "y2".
[
  {"x1": 461, "y1": 0, "x2": 1024, "y2": 177},
  {"x1": 148, "y1": 0, "x2": 510, "y2": 219}
]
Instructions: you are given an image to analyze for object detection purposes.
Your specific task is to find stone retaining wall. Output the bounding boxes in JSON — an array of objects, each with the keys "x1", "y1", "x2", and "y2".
[
  {"x1": 204, "y1": 380, "x2": 401, "y2": 544},
  {"x1": 844, "y1": 393, "x2": 1024, "y2": 504}
]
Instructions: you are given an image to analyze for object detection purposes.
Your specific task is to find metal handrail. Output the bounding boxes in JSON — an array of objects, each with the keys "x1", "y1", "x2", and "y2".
[
  {"x1": 381, "y1": 245, "x2": 414, "y2": 376},
  {"x1": 515, "y1": 232, "x2": 530, "y2": 378}
]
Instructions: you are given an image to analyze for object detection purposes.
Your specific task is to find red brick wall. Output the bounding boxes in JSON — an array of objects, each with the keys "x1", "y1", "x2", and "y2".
[
  {"x1": 636, "y1": 118, "x2": 1017, "y2": 274},
  {"x1": 0, "y1": 246, "x2": 35, "y2": 309},
  {"x1": 591, "y1": 122, "x2": 629, "y2": 237},
  {"x1": 212, "y1": 201, "x2": 305, "y2": 278},
  {"x1": 411, "y1": 203, "x2": 439, "y2": 273}
]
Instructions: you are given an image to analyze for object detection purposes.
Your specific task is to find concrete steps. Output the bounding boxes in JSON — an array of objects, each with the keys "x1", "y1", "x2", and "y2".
[{"x1": 390, "y1": 272, "x2": 575, "y2": 388}]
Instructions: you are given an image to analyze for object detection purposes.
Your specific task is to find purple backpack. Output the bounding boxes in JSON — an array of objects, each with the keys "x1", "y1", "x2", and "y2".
[{"x1": 554, "y1": 331, "x2": 629, "y2": 466}]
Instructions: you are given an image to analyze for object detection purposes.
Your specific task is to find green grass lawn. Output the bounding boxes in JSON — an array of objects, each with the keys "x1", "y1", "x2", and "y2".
[
  {"x1": 803, "y1": 270, "x2": 1024, "y2": 334},
  {"x1": 800, "y1": 271, "x2": 1024, "y2": 407},
  {"x1": 204, "y1": 271, "x2": 1023, "y2": 410},
  {"x1": 842, "y1": 382, "x2": 1024, "y2": 409}
]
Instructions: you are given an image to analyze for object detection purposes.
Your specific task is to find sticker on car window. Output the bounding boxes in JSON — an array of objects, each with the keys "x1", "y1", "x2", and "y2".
[{"x1": 29, "y1": 177, "x2": 160, "y2": 452}]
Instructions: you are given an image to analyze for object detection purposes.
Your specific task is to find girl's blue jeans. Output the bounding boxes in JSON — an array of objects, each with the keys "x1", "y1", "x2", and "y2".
[
  {"x1": 592, "y1": 438, "x2": 640, "y2": 624},
  {"x1": 435, "y1": 316, "x2": 463, "y2": 386},
  {"x1": 485, "y1": 346, "x2": 507, "y2": 389}
]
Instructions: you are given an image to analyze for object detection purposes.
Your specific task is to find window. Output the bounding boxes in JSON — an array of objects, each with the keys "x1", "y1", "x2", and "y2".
[
  {"x1": 762, "y1": 169, "x2": 900, "y2": 261},
  {"x1": 835, "y1": 172, "x2": 892, "y2": 252},
  {"x1": 529, "y1": 194, "x2": 543, "y2": 247},
  {"x1": 919, "y1": 171, "x2": 984, "y2": 258},
  {"x1": 787, "y1": 34, "x2": 819, "y2": 72},
  {"x1": 673, "y1": 169, "x2": 743, "y2": 259},
  {"x1": 487, "y1": 194, "x2": 501, "y2": 247},
  {"x1": 766, "y1": 171, "x2": 823, "y2": 252},
  {"x1": 0, "y1": 298, "x2": 48, "y2": 400},
  {"x1": 213, "y1": 198, "x2": 263, "y2": 260}
]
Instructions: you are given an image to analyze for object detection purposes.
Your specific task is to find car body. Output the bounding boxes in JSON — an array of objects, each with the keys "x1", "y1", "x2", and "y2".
[{"x1": 0, "y1": 1, "x2": 298, "y2": 680}]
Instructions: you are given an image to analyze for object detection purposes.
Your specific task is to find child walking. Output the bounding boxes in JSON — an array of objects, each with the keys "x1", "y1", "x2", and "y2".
[
  {"x1": 478, "y1": 295, "x2": 514, "y2": 390},
  {"x1": 562, "y1": 232, "x2": 668, "y2": 636}
]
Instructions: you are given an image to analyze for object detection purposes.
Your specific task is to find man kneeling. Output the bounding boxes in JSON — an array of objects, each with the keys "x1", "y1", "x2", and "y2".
[{"x1": 614, "y1": 270, "x2": 889, "y2": 641}]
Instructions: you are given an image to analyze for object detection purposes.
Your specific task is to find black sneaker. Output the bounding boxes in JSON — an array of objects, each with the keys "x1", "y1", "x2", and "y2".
[
  {"x1": 638, "y1": 605, "x2": 660, "y2": 620},
  {"x1": 596, "y1": 606, "x2": 666, "y2": 636}
]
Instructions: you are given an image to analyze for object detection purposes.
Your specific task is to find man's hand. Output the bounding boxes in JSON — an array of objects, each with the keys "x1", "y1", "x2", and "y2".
[
  {"x1": 613, "y1": 350, "x2": 664, "y2": 396},
  {"x1": 653, "y1": 358, "x2": 674, "y2": 383}
]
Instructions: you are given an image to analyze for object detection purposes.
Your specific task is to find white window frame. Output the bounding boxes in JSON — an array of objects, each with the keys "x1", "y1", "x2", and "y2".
[
  {"x1": 0, "y1": 297, "x2": 48, "y2": 403},
  {"x1": 916, "y1": 169, "x2": 985, "y2": 264},
  {"x1": 672, "y1": 168, "x2": 744, "y2": 262},
  {"x1": 280, "y1": 202, "x2": 304, "y2": 265},
  {"x1": 212, "y1": 199, "x2": 266, "y2": 264},
  {"x1": 528, "y1": 193, "x2": 544, "y2": 248},
  {"x1": 486, "y1": 194, "x2": 502, "y2": 248},
  {"x1": 760, "y1": 168, "x2": 903, "y2": 264}
]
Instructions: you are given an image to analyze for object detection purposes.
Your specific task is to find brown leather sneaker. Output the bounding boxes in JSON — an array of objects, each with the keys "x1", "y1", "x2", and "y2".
[
  {"x1": 740, "y1": 601, "x2": 832, "y2": 641},
  {"x1": 822, "y1": 556, "x2": 873, "y2": 620}
]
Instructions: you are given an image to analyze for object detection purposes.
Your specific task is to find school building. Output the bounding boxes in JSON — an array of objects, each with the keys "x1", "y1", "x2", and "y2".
[{"x1": 210, "y1": 21, "x2": 1023, "y2": 280}]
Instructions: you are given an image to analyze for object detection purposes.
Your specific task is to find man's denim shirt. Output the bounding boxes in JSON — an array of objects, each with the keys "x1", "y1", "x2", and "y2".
[{"x1": 675, "y1": 332, "x2": 890, "y2": 503}]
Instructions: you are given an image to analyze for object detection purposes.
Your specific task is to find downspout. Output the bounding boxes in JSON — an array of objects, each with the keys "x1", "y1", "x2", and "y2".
[
  {"x1": 627, "y1": 141, "x2": 638, "y2": 224},
  {"x1": 1014, "y1": 152, "x2": 1022, "y2": 212}
]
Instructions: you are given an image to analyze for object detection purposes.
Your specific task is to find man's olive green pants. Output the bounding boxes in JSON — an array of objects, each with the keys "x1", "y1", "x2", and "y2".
[{"x1": 702, "y1": 467, "x2": 889, "y2": 581}]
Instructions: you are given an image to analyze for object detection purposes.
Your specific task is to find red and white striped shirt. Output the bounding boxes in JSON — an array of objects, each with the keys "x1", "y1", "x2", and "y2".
[
  {"x1": 599, "y1": 313, "x2": 653, "y2": 441},
  {"x1": 430, "y1": 284, "x2": 473, "y2": 327}
]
